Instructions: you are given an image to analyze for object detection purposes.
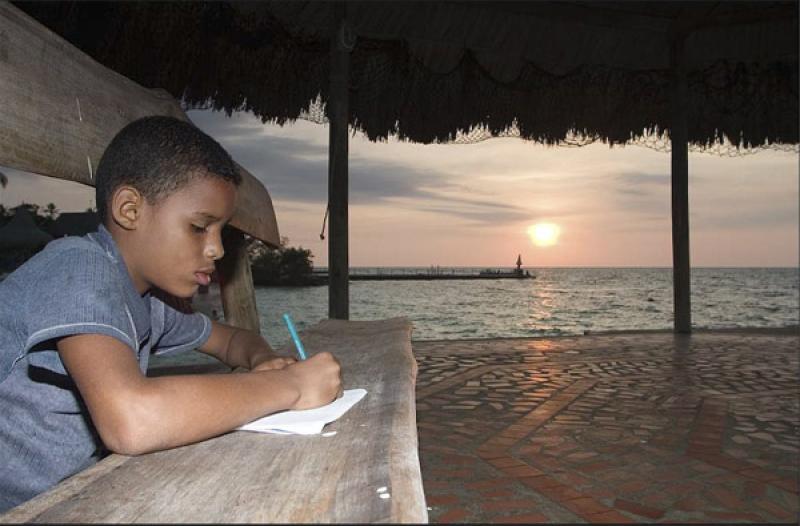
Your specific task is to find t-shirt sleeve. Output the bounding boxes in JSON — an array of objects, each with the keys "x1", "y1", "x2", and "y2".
[
  {"x1": 151, "y1": 296, "x2": 212, "y2": 356},
  {"x1": 22, "y1": 245, "x2": 138, "y2": 353}
]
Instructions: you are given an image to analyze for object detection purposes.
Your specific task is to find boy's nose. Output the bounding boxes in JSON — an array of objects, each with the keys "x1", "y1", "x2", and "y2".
[{"x1": 205, "y1": 237, "x2": 225, "y2": 261}]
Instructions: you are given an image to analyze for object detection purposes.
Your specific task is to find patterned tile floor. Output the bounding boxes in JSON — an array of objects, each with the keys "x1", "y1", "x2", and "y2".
[{"x1": 413, "y1": 331, "x2": 799, "y2": 524}]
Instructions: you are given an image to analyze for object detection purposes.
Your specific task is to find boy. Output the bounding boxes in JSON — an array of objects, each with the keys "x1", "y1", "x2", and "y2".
[{"x1": 0, "y1": 116, "x2": 342, "y2": 512}]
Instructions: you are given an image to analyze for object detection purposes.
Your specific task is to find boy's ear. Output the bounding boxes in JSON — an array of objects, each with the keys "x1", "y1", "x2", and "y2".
[{"x1": 110, "y1": 186, "x2": 144, "y2": 231}]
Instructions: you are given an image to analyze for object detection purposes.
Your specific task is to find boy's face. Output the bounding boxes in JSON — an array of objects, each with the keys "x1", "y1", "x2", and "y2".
[{"x1": 125, "y1": 175, "x2": 237, "y2": 298}]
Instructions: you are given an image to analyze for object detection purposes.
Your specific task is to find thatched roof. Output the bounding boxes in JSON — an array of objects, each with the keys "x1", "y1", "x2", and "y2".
[
  {"x1": 0, "y1": 208, "x2": 53, "y2": 250},
  {"x1": 16, "y1": 1, "x2": 798, "y2": 148}
]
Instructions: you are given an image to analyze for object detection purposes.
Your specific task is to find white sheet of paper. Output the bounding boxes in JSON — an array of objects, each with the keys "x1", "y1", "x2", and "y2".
[{"x1": 236, "y1": 388, "x2": 367, "y2": 435}]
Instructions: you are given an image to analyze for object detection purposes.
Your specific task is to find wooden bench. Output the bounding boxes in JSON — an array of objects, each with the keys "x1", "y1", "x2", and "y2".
[
  {"x1": 0, "y1": 5, "x2": 427, "y2": 522},
  {"x1": 0, "y1": 318, "x2": 427, "y2": 523},
  {"x1": 0, "y1": 1, "x2": 276, "y2": 332}
]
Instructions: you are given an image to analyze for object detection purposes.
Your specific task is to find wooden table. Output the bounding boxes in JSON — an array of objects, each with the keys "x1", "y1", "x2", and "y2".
[{"x1": 1, "y1": 318, "x2": 427, "y2": 523}]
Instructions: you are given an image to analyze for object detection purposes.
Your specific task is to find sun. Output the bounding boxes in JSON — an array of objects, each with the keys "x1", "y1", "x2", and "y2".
[{"x1": 527, "y1": 223, "x2": 561, "y2": 247}]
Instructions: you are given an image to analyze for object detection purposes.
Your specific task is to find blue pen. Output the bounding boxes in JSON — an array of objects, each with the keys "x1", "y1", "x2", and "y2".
[{"x1": 282, "y1": 313, "x2": 307, "y2": 360}]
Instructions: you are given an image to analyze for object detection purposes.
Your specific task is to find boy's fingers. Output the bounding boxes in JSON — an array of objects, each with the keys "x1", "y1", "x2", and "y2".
[
  {"x1": 275, "y1": 358, "x2": 294, "y2": 368},
  {"x1": 251, "y1": 357, "x2": 295, "y2": 372}
]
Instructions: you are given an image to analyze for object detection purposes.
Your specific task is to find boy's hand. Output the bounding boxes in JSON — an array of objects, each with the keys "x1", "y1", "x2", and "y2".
[
  {"x1": 200, "y1": 321, "x2": 290, "y2": 371},
  {"x1": 251, "y1": 356, "x2": 296, "y2": 372},
  {"x1": 281, "y1": 352, "x2": 342, "y2": 410}
]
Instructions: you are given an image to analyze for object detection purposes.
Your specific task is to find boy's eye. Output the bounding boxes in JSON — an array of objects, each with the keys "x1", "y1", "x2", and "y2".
[{"x1": 191, "y1": 224, "x2": 208, "y2": 233}]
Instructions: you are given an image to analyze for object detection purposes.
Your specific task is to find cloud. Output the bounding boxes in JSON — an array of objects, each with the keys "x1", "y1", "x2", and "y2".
[
  {"x1": 0, "y1": 166, "x2": 95, "y2": 211},
  {"x1": 190, "y1": 110, "x2": 534, "y2": 225},
  {"x1": 610, "y1": 167, "x2": 799, "y2": 232},
  {"x1": 412, "y1": 202, "x2": 532, "y2": 224},
  {"x1": 187, "y1": 109, "x2": 798, "y2": 265},
  {"x1": 696, "y1": 206, "x2": 799, "y2": 230},
  {"x1": 615, "y1": 172, "x2": 671, "y2": 195},
  {"x1": 611, "y1": 172, "x2": 672, "y2": 222}
]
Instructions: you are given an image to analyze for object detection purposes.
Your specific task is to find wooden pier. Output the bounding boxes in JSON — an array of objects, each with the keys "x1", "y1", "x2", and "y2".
[
  {"x1": 350, "y1": 272, "x2": 534, "y2": 281},
  {"x1": 311, "y1": 269, "x2": 535, "y2": 282},
  {"x1": 307, "y1": 257, "x2": 536, "y2": 282}
]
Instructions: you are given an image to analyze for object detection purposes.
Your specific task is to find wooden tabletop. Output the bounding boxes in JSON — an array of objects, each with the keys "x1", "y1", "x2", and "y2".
[{"x1": 0, "y1": 317, "x2": 428, "y2": 523}]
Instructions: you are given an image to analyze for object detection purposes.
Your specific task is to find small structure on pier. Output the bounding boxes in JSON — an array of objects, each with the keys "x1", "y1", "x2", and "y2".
[{"x1": 479, "y1": 255, "x2": 533, "y2": 279}]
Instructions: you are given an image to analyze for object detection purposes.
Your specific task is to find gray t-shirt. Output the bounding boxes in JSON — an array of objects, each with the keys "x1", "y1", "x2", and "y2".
[{"x1": 0, "y1": 225, "x2": 212, "y2": 512}]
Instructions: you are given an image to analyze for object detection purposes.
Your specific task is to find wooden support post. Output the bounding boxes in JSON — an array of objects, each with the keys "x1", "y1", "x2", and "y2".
[
  {"x1": 216, "y1": 227, "x2": 260, "y2": 333},
  {"x1": 670, "y1": 34, "x2": 692, "y2": 333},
  {"x1": 328, "y1": 3, "x2": 351, "y2": 320}
]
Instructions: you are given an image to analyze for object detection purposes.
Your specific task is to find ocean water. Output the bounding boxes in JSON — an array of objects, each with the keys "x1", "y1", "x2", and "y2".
[{"x1": 232, "y1": 267, "x2": 799, "y2": 348}]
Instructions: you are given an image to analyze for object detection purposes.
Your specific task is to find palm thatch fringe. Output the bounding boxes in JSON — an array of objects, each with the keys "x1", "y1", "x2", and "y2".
[{"x1": 15, "y1": 1, "x2": 798, "y2": 148}]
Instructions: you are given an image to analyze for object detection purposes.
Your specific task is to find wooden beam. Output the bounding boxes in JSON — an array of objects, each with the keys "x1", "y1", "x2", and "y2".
[
  {"x1": 670, "y1": 33, "x2": 692, "y2": 334},
  {"x1": 216, "y1": 227, "x2": 260, "y2": 334},
  {"x1": 328, "y1": 3, "x2": 351, "y2": 320},
  {"x1": 0, "y1": 2, "x2": 279, "y2": 247}
]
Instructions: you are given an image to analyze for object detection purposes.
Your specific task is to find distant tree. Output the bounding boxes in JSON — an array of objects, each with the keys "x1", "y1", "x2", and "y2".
[
  {"x1": 14, "y1": 202, "x2": 57, "y2": 230},
  {"x1": 250, "y1": 238, "x2": 316, "y2": 286},
  {"x1": 245, "y1": 235, "x2": 269, "y2": 261},
  {"x1": 279, "y1": 246, "x2": 314, "y2": 284},
  {"x1": 0, "y1": 172, "x2": 7, "y2": 226},
  {"x1": 43, "y1": 203, "x2": 59, "y2": 221},
  {"x1": 0, "y1": 204, "x2": 11, "y2": 227},
  {"x1": 0, "y1": 205, "x2": 34, "y2": 272},
  {"x1": 17, "y1": 202, "x2": 39, "y2": 216},
  {"x1": 0, "y1": 201, "x2": 68, "y2": 227},
  {"x1": 0, "y1": 202, "x2": 60, "y2": 271},
  {"x1": 251, "y1": 248, "x2": 281, "y2": 282}
]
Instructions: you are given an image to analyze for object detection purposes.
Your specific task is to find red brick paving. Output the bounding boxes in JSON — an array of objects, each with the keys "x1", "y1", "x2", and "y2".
[
  {"x1": 435, "y1": 508, "x2": 469, "y2": 523},
  {"x1": 465, "y1": 478, "x2": 515, "y2": 490},
  {"x1": 613, "y1": 498, "x2": 665, "y2": 520},
  {"x1": 756, "y1": 499, "x2": 797, "y2": 521},
  {"x1": 482, "y1": 499, "x2": 543, "y2": 512},
  {"x1": 494, "y1": 512, "x2": 550, "y2": 523},
  {"x1": 415, "y1": 331, "x2": 799, "y2": 523},
  {"x1": 587, "y1": 510, "x2": 637, "y2": 523},
  {"x1": 559, "y1": 496, "x2": 612, "y2": 517},
  {"x1": 482, "y1": 489, "x2": 514, "y2": 498},
  {"x1": 427, "y1": 494, "x2": 460, "y2": 506}
]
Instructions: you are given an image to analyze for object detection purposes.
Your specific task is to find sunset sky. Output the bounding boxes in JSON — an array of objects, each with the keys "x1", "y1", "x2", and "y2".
[{"x1": 2, "y1": 109, "x2": 797, "y2": 268}]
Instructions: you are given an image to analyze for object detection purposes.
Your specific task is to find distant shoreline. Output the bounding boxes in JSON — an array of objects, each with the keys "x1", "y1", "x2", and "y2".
[{"x1": 312, "y1": 266, "x2": 799, "y2": 270}]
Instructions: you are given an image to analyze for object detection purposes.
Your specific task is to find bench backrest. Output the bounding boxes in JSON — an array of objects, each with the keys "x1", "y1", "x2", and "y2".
[{"x1": 0, "y1": 2, "x2": 278, "y2": 331}]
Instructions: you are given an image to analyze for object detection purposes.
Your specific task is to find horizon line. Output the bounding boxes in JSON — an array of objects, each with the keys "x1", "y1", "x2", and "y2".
[{"x1": 315, "y1": 265, "x2": 799, "y2": 270}]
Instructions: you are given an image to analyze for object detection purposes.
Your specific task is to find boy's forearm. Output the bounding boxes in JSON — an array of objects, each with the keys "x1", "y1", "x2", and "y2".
[
  {"x1": 224, "y1": 328, "x2": 277, "y2": 369},
  {"x1": 117, "y1": 370, "x2": 299, "y2": 455}
]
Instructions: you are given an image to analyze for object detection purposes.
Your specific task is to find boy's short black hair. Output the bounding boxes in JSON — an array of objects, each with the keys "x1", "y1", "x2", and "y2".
[{"x1": 95, "y1": 116, "x2": 241, "y2": 223}]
